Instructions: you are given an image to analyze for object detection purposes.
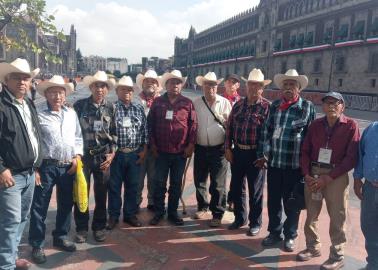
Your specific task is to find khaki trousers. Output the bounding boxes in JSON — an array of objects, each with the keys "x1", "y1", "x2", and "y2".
[{"x1": 304, "y1": 166, "x2": 349, "y2": 260}]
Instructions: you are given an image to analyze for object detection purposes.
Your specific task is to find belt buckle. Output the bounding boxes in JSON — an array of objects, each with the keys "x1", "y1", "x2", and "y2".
[{"x1": 89, "y1": 149, "x2": 95, "y2": 155}]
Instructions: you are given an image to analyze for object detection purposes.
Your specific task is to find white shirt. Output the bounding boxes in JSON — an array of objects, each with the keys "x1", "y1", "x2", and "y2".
[
  {"x1": 38, "y1": 105, "x2": 83, "y2": 161},
  {"x1": 193, "y1": 94, "x2": 232, "y2": 146},
  {"x1": 6, "y1": 90, "x2": 39, "y2": 163}
]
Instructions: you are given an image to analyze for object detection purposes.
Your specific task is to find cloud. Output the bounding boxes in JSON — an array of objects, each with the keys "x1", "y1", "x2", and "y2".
[{"x1": 49, "y1": 0, "x2": 260, "y2": 63}]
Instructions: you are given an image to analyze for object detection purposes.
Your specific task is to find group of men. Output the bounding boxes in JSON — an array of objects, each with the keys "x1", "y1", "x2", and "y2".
[{"x1": 0, "y1": 57, "x2": 376, "y2": 270}]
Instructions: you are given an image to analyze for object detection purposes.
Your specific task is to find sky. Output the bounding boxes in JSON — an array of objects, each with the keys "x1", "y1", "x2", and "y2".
[{"x1": 45, "y1": 0, "x2": 261, "y2": 63}]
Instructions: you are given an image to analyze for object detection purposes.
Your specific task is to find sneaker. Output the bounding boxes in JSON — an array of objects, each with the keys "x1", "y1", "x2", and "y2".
[
  {"x1": 261, "y1": 234, "x2": 283, "y2": 247},
  {"x1": 283, "y1": 238, "x2": 296, "y2": 252},
  {"x1": 93, "y1": 229, "x2": 106, "y2": 242},
  {"x1": 320, "y1": 258, "x2": 344, "y2": 270},
  {"x1": 296, "y1": 249, "x2": 321, "y2": 261},
  {"x1": 193, "y1": 209, "x2": 208, "y2": 220},
  {"x1": 53, "y1": 239, "x2": 76, "y2": 252},
  {"x1": 75, "y1": 230, "x2": 88, "y2": 243},
  {"x1": 31, "y1": 247, "x2": 46, "y2": 264},
  {"x1": 247, "y1": 226, "x2": 261, "y2": 236},
  {"x1": 209, "y1": 218, "x2": 222, "y2": 227}
]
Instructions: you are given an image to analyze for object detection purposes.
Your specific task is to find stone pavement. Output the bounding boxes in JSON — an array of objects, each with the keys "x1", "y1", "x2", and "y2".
[{"x1": 21, "y1": 85, "x2": 371, "y2": 270}]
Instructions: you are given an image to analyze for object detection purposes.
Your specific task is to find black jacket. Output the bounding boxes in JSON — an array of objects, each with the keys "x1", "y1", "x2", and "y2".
[{"x1": 0, "y1": 88, "x2": 43, "y2": 173}]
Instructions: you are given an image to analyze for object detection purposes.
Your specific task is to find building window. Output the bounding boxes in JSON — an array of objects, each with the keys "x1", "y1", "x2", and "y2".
[
  {"x1": 315, "y1": 78, "x2": 319, "y2": 86},
  {"x1": 313, "y1": 58, "x2": 321, "y2": 72},
  {"x1": 281, "y1": 61, "x2": 287, "y2": 73},
  {"x1": 369, "y1": 53, "x2": 378, "y2": 72},
  {"x1": 337, "y1": 24, "x2": 349, "y2": 42},
  {"x1": 296, "y1": 59, "x2": 303, "y2": 73},
  {"x1": 338, "y1": 79, "x2": 343, "y2": 87},
  {"x1": 262, "y1": 40, "x2": 267, "y2": 52},
  {"x1": 371, "y1": 79, "x2": 376, "y2": 88},
  {"x1": 353, "y1": 20, "x2": 365, "y2": 39},
  {"x1": 335, "y1": 56, "x2": 345, "y2": 72}
]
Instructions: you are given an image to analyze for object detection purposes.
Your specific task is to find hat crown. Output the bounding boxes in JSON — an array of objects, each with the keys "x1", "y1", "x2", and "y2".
[
  {"x1": 10, "y1": 58, "x2": 32, "y2": 73},
  {"x1": 48, "y1": 75, "x2": 65, "y2": 84},
  {"x1": 285, "y1": 69, "x2": 300, "y2": 77},
  {"x1": 169, "y1": 69, "x2": 183, "y2": 78},
  {"x1": 117, "y1": 76, "x2": 133, "y2": 87},
  {"x1": 204, "y1": 72, "x2": 217, "y2": 81},
  {"x1": 92, "y1": 71, "x2": 109, "y2": 81},
  {"x1": 248, "y1": 68, "x2": 264, "y2": 81},
  {"x1": 144, "y1": 69, "x2": 158, "y2": 79}
]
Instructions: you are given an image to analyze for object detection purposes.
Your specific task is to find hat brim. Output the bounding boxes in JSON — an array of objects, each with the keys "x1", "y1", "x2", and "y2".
[
  {"x1": 83, "y1": 76, "x2": 116, "y2": 90},
  {"x1": 273, "y1": 74, "x2": 308, "y2": 90},
  {"x1": 241, "y1": 77, "x2": 272, "y2": 86},
  {"x1": 0, "y1": 63, "x2": 40, "y2": 82},
  {"x1": 195, "y1": 76, "x2": 223, "y2": 86},
  {"x1": 136, "y1": 74, "x2": 160, "y2": 91},
  {"x1": 36, "y1": 82, "x2": 74, "y2": 96},
  {"x1": 160, "y1": 74, "x2": 187, "y2": 88}
]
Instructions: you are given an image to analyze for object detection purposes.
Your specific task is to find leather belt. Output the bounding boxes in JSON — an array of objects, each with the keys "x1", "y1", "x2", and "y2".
[
  {"x1": 43, "y1": 159, "x2": 72, "y2": 167},
  {"x1": 118, "y1": 147, "x2": 138, "y2": 153},
  {"x1": 311, "y1": 161, "x2": 334, "y2": 169},
  {"x1": 236, "y1": 144, "x2": 257, "y2": 150},
  {"x1": 196, "y1": 144, "x2": 223, "y2": 149}
]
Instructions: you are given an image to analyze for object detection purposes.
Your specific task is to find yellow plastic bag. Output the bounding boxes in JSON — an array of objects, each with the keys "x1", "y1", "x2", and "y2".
[{"x1": 73, "y1": 159, "x2": 88, "y2": 213}]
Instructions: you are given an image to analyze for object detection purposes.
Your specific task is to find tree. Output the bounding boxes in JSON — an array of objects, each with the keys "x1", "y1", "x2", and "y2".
[{"x1": 0, "y1": 0, "x2": 65, "y2": 63}]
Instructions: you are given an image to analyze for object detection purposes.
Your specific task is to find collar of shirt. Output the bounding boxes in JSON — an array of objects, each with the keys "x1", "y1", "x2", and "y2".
[
  {"x1": 89, "y1": 96, "x2": 106, "y2": 108},
  {"x1": 162, "y1": 92, "x2": 185, "y2": 104},
  {"x1": 4, "y1": 88, "x2": 24, "y2": 105}
]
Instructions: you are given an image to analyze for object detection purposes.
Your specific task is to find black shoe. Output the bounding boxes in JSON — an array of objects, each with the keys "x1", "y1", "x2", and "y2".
[
  {"x1": 261, "y1": 234, "x2": 283, "y2": 247},
  {"x1": 167, "y1": 215, "x2": 184, "y2": 226},
  {"x1": 75, "y1": 230, "x2": 88, "y2": 243},
  {"x1": 53, "y1": 239, "x2": 76, "y2": 252},
  {"x1": 228, "y1": 221, "x2": 246, "y2": 230},
  {"x1": 247, "y1": 226, "x2": 261, "y2": 236},
  {"x1": 123, "y1": 216, "x2": 142, "y2": 227},
  {"x1": 147, "y1": 204, "x2": 155, "y2": 211},
  {"x1": 106, "y1": 217, "x2": 119, "y2": 230},
  {"x1": 31, "y1": 247, "x2": 46, "y2": 264},
  {"x1": 93, "y1": 229, "x2": 107, "y2": 242},
  {"x1": 149, "y1": 215, "x2": 164, "y2": 225},
  {"x1": 284, "y1": 238, "x2": 296, "y2": 252}
]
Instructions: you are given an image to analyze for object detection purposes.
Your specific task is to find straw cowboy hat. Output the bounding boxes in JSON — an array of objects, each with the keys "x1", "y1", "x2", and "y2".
[
  {"x1": 115, "y1": 76, "x2": 134, "y2": 89},
  {"x1": 242, "y1": 68, "x2": 272, "y2": 86},
  {"x1": 0, "y1": 58, "x2": 40, "y2": 82},
  {"x1": 136, "y1": 69, "x2": 160, "y2": 90},
  {"x1": 274, "y1": 69, "x2": 308, "y2": 90},
  {"x1": 195, "y1": 72, "x2": 223, "y2": 86},
  {"x1": 36, "y1": 75, "x2": 74, "y2": 96},
  {"x1": 83, "y1": 71, "x2": 116, "y2": 90},
  {"x1": 160, "y1": 69, "x2": 187, "y2": 87}
]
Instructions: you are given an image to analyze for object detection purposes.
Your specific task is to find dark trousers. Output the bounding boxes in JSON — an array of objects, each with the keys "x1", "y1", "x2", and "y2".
[
  {"x1": 230, "y1": 148, "x2": 264, "y2": 227},
  {"x1": 74, "y1": 155, "x2": 109, "y2": 232},
  {"x1": 193, "y1": 144, "x2": 227, "y2": 218},
  {"x1": 267, "y1": 166, "x2": 302, "y2": 239},
  {"x1": 153, "y1": 152, "x2": 187, "y2": 217},
  {"x1": 108, "y1": 150, "x2": 141, "y2": 220},
  {"x1": 29, "y1": 163, "x2": 74, "y2": 248}
]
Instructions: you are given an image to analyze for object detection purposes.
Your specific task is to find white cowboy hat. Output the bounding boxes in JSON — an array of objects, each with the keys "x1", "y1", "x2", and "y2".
[
  {"x1": 115, "y1": 76, "x2": 134, "y2": 89},
  {"x1": 274, "y1": 69, "x2": 308, "y2": 90},
  {"x1": 0, "y1": 58, "x2": 40, "y2": 82},
  {"x1": 136, "y1": 69, "x2": 160, "y2": 90},
  {"x1": 83, "y1": 71, "x2": 116, "y2": 90},
  {"x1": 160, "y1": 69, "x2": 187, "y2": 87},
  {"x1": 241, "y1": 68, "x2": 272, "y2": 86},
  {"x1": 36, "y1": 75, "x2": 74, "y2": 96},
  {"x1": 195, "y1": 72, "x2": 223, "y2": 86}
]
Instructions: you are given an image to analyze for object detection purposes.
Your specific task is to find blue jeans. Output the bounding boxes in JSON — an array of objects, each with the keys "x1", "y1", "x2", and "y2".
[
  {"x1": 153, "y1": 152, "x2": 187, "y2": 217},
  {"x1": 29, "y1": 163, "x2": 75, "y2": 248},
  {"x1": 108, "y1": 150, "x2": 141, "y2": 219},
  {"x1": 0, "y1": 170, "x2": 35, "y2": 270},
  {"x1": 137, "y1": 149, "x2": 156, "y2": 207},
  {"x1": 361, "y1": 181, "x2": 378, "y2": 269}
]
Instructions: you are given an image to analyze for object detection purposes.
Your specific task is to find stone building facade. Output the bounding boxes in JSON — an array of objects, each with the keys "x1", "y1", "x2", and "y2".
[{"x1": 174, "y1": 0, "x2": 378, "y2": 95}]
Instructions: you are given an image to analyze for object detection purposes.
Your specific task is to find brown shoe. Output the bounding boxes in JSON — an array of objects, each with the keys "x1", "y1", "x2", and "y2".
[
  {"x1": 123, "y1": 216, "x2": 142, "y2": 227},
  {"x1": 106, "y1": 217, "x2": 119, "y2": 230},
  {"x1": 15, "y1": 258, "x2": 31, "y2": 270},
  {"x1": 320, "y1": 258, "x2": 344, "y2": 270},
  {"x1": 296, "y1": 249, "x2": 321, "y2": 261},
  {"x1": 209, "y1": 218, "x2": 222, "y2": 227}
]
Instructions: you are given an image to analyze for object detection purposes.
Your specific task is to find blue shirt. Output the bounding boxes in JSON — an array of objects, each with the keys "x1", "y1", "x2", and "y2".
[{"x1": 353, "y1": 122, "x2": 378, "y2": 183}]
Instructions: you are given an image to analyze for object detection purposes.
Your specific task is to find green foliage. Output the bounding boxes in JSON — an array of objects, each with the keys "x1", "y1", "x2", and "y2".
[{"x1": 0, "y1": 0, "x2": 65, "y2": 63}]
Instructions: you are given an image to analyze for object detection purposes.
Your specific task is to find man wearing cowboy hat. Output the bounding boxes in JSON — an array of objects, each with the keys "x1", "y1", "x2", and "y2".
[
  {"x1": 148, "y1": 69, "x2": 197, "y2": 226},
  {"x1": 73, "y1": 71, "x2": 117, "y2": 242},
  {"x1": 28, "y1": 75, "x2": 83, "y2": 264},
  {"x1": 298, "y1": 92, "x2": 359, "y2": 270},
  {"x1": 256, "y1": 69, "x2": 316, "y2": 252},
  {"x1": 225, "y1": 69, "x2": 271, "y2": 236},
  {"x1": 192, "y1": 72, "x2": 231, "y2": 227},
  {"x1": 108, "y1": 76, "x2": 148, "y2": 229},
  {"x1": 0, "y1": 58, "x2": 42, "y2": 270},
  {"x1": 135, "y1": 69, "x2": 160, "y2": 212}
]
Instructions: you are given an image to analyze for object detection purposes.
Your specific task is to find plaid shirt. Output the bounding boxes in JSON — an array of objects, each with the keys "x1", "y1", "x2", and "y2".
[
  {"x1": 225, "y1": 97, "x2": 270, "y2": 149},
  {"x1": 114, "y1": 100, "x2": 148, "y2": 149},
  {"x1": 74, "y1": 97, "x2": 117, "y2": 153},
  {"x1": 257, "y1": 97, "x2": 316, "y2": 169},
  {"x1": 148, "y1": 93, "x2": 197, "y2": 154}
]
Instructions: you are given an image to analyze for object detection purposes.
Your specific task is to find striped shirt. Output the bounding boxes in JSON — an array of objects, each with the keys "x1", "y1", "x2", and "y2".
[
  {"x1": 225, "y1": 97, "x2": 270, "y2": 149},
  {"x1": 257, "y1": 97, "x2": 316, "y2": 169},
  {"x1": 115, "y1": 100, "x2": 148, "y2": 149}
]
